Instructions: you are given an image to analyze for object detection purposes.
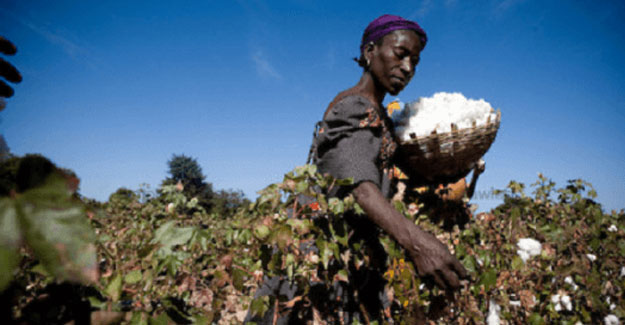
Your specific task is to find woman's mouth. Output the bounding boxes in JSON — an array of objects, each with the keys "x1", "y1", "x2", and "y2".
[{"x1": 391, "y1": 76, "x2": 406, "y2": 88}]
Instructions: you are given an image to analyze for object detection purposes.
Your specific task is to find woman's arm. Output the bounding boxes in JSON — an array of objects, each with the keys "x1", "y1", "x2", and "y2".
[
  {"x1": 466, "y1": 159, "x2": 485, "y2": 199},
  {"x1": 352, "y1": 181, "x2": 467, "y2": 290}
]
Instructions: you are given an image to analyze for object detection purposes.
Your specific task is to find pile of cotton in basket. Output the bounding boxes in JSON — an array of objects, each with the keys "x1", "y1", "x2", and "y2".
[{"x1": 393, "y1": 92, "x2": 497, "y2": 142}]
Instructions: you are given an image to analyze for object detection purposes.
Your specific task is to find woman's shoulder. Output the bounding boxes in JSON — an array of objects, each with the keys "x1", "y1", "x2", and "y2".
[{"x1": 325, "y1": 93, "x2": 379, "y2": 122}]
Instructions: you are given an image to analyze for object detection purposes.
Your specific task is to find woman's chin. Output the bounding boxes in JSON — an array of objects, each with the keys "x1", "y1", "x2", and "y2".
[
  {"x1": 387, "y1": 80, "x2": 408, "y2": 95},
  {"x1": 388, "y1": 86, "x2": 404, "y2": 96}
]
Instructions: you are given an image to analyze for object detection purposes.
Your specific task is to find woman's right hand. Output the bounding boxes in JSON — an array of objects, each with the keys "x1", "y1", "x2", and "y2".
[
  {"x1": 353, "y1": 181, "x2": 467, "y2": 291},
  {"x1": 406, "y1": 227, "x2": 468, "y2": 290}
]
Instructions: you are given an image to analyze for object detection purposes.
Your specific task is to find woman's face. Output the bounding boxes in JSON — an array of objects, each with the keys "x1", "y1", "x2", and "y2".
[{"x1": 367, "y1": 30, "x2": 423, "y2": 96}]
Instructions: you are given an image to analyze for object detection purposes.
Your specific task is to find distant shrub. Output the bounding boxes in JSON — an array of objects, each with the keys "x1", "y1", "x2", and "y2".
[
  {"x1": 0, "y1": 154, "x2": 19, "y2": 196},
  {"x1": 211, "y1": 189, "x2": 251, "y2": 217},
  {"x1": 108, "y1": 187, "x2": 139, "y2": 207},
  {"x1": 162, "y1": 154, "x2": 214, "y2": 210}
]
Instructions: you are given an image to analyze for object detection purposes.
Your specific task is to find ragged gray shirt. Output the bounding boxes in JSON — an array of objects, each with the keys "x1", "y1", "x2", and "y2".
[{"x1": 310, "y1": 95, "x2": 398, "y2": 198}]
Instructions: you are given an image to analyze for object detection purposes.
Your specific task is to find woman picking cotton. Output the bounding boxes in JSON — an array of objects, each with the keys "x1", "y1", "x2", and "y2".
[
  {"x1": 314, "y1": 14, "x2": 467, "y2": 289},
  {"x1": 247, "y1": 15, "x2": 467, "y2": 324}
]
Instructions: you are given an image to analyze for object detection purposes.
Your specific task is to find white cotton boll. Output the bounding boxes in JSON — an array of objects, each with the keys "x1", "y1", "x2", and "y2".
[
  {"x1": 166, "y1": 202, "x2": 175, "y2": 213},
  {"x1": 517, "y1": 250, "x2": 531, "y2": 263},
  {"x1": 554, "y1": 302, "x2": 563, "y2": 312},
  {"x1": 607, "y1": 297, "x2": 616, "y2": 311},
  {"x1": 518, "y1": 238, "x2": 542, "y2": 255},
  {"x1": 576, "y1": 322, "x2": 584, "y2": 325},
  {"x1": 608, "y1": 224, "x2": 618, "y2": 232},
  {"x1": 565, "y1": 276, "x2": 579, "y2": 290},
  {"x1": 561, "y1": 294, "x2": 573, "y2": 311},
  {"x1": 509, "y1": 300, "x2": 521, "y2": 307},
  {"x1": 586, "y1": 254, "x2": 597, "y2": 262},
  {"x1": 486, "y1": 299, "x2": 501, "y2": 325},
  {"x1": 604, "y1": 314, "x2": 620, "y2": 325},
  {"x1": 551, "y1": 294, "x2": 562, "y2": 312},
  {"x1": 517, "y1": 238, "x2": 542, "y2": 262},
  {"x1": 621, "y1": 266, "x2": 625, "y2": 277}
]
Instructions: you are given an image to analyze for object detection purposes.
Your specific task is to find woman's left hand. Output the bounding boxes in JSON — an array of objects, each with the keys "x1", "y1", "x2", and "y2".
[{"x1": 0, "y1": 36, "x2": 22, "y2": 98}]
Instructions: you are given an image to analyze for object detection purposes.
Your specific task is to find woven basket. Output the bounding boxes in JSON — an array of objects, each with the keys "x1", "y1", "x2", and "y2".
[{"x1": 397, "y1": 109, "x2": 501, "y2": 184}]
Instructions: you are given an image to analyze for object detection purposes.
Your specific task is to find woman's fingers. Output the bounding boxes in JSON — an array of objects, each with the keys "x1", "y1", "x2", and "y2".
[
  {"x1": 0, "y1": 37, "x2": 21, "y2": 98},
  {"x1": 438, "y1": 268, "x2": 460, "y2": 289},
  {"x1": 0, "y1": 36, "x2": 17, "y2": 55},
  {"x1": 451, "y1": 257, "x2": 468, "y2": 279},
  {"x1": 0, "y1": 79, "x2": 14, "y2": 98},
  {"x1": 0, "y1": 58, "x2": 22, "y2": 83},
  {"x1": 430, "y1": 273, "x2": 447, "y2": 290}
]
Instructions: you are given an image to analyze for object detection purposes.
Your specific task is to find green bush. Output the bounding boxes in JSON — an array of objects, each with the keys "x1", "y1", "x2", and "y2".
[{"x1": 2, "y1": 165, "x2": 623, "y2": 324}]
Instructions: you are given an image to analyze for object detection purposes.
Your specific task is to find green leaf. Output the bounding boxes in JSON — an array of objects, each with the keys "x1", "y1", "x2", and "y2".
[
  {"x1": 0, "y1": 246, "x2": 18, "y2": 292},
  {"x1": 250, "y1": 296, "x2": 270, "y2": 317},
  {"x1": 149, "y1": 313, "x2": 173, "y2": 325},
  {"x1": 18, "y1": 173, "x2": 98, "y2": 284},
  {"x1": 271, "y1": 225, "x2": 292, "y2": 250},
  {"x1": 511, "y1": 256, "x2": 524, "y2": 270},
  {"x1": 189, "y1": 314, "x2": 210, "y2": 325},
  {"x1": 105, "y1": 273, "x2": 123, "y2": 302},
  {"x1": 335, "y1": 177, "x2": 354, "y2": 186},
  {"x1": 479, "y1": 268, "x2": 497, "y2": 291},
  {"x1": 322, "y1": 245, "x2": 333, "y2": 270},
  {"x1": 295, "y1": 180, "x2": 308, "y2": 194},
  {"x1": 328, "y1": 197, "x2": 344, "y2": 214},
  {"x1": 128, "y1": 312, "x2": 148, "y2": 325},
  {"x1": 462, "y1": 255, "x2": 478, "y2": 274},
  {"x1": 528, "y1": 312, "x2": 545, "y2": 325},
  {"x1": 353, "y1": 202, "x2": 365, "y2": 215},
  {"x1": 287, "y1": 218, "x2": 311, "y2": 235},
  {"x1": 232, "y1": 268, "x2": 246, "y2": 291},
  {"x1": 124, "y1": 269, "x2": 142, "y2": 284},
  {"x1": 254, "y1": 224, "x2": 270, "y2": 240},
  {"x1": 0, "y1": 198, "x2": 20, "y2": 247},
  {"x1": 151, "y1": 221, "x2": 195, "y2": 255},
  {"x1": 336, "y1": 269, "x2": 348, "y2": 282},
  {"x1": 0, "y1": 198, "x2": 20, "y2": 292}
]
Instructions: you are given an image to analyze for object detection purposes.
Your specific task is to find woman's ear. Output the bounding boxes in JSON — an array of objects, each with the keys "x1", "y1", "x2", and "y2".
[{"x1": 363, "y1": 41, "x2": 376, "y2": 67}]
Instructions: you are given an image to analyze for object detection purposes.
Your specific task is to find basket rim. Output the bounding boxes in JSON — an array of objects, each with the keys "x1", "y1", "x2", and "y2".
[{"x1": 397, "y1": 109, "x2": 501, "y2": 145}]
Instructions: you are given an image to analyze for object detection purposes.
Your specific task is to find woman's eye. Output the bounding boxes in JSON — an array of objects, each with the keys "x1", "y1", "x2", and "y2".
[{"x1": 394, "y1": 50, "x2": 406, "y2": 58}]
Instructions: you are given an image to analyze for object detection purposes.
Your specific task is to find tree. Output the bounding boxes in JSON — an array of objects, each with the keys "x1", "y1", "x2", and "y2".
[
  {"x1": 0, "y1": 135, "x2": 9, "y2": 162},
  {"x1": 163, "y1": 154, "x2": 213, "y2": 209},
  {"x1": 211, "y1": 189, "x2": 251, "y2": 217}
]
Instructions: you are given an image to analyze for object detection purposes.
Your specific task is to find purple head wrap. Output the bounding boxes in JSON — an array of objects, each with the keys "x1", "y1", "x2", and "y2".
[{"x1": 360, "y1": 14, "x2": 427, "y2": 52}]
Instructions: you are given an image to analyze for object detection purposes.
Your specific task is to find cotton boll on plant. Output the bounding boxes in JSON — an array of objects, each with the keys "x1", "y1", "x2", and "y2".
[
  {"x1": 394, "y1": 92, "x2": 498, "y2": 141},
  {"x1": 604, "y1": 314, "x2": 620, "y2": 325},
  {"x1": 516, "y1": 238, "x2": 542, "y2": 262},
  {"x1": 486, "y1": 299, "x2": 501, "y2": 325}
]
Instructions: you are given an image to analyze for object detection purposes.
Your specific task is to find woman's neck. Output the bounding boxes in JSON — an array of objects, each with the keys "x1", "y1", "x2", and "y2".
[{"x1": 354, "y1": 72, "x2": 386, "y2": 105}]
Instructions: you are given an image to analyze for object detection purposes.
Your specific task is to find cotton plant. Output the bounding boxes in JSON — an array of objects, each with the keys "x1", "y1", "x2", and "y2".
[{"x1": 393, "y1": 91, "x2": 498, "y2": 140}]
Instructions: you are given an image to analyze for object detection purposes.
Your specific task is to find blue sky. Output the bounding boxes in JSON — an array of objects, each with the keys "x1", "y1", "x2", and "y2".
[{"x1": 1, "y1": 0, "x2": 624, "y2": 212}]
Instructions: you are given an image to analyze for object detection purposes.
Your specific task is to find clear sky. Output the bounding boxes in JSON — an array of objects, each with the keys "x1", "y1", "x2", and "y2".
[{"x1": 1, "y1": 0, "x2": 624, "y2": 212}]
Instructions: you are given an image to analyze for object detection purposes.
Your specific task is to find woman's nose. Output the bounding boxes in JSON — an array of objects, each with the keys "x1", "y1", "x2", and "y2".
[{"x1": 400, "y1": 58, "x2": 413, "y2": 76}]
